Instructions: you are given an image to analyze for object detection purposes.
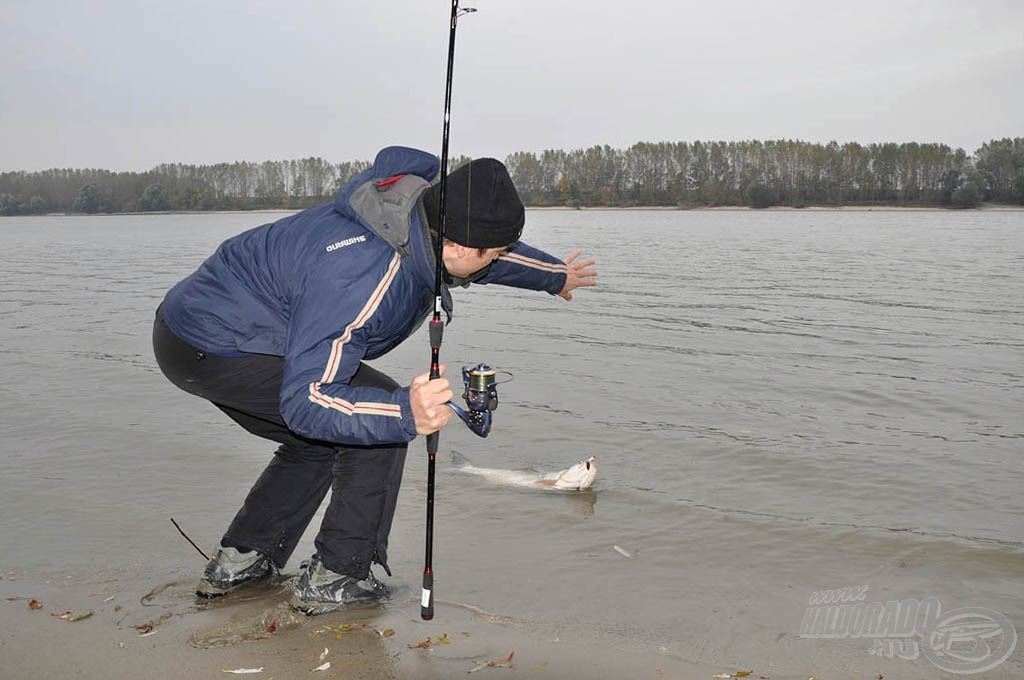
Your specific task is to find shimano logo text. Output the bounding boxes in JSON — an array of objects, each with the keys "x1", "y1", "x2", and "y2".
[{"x1": 325, "y1": 235, "x2": 367, "y2": 252}]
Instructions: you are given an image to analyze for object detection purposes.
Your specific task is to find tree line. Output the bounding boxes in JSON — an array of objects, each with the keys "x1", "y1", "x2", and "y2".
[
  {"x1": 507, "y1": 138, "x2": 1024, "y2": 209},
  {"x1": 0, "y1": 158, "x2": 373, "y2": 216},
  {"x1": 1, "y1": 138, "x2": 1022, "y2": 216}
]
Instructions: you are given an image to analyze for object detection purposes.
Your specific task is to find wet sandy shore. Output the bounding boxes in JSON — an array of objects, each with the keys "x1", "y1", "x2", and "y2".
[
  {"x1": 1, "y1": 574, "x2": 726, "y2": 680},
  {"x1": 4, "y1": 563, "x2": 986, "y2": 680}
]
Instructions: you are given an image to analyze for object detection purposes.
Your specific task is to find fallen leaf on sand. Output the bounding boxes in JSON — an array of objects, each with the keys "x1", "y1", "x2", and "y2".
[
  {"x1": 315, "y1": 622, "x2": 392, "y2": 640},
  {"x1": 713, "y1": 674, "x2": 733, "y2": 679},
  {"x1": 437, "y1": 633, "x2": 452, "y2": 645},
  {"x1": 139, "y1": 629, "x2": 159, "y2": 638},
  {"x1": 266, "y1": 621, "x2": 277, "y2": 634},
  {"x1": 492, "y1": 651, "x2": 514, "y2": 667},
  {"x1": 529, "y1": 661, "x2": 548, "y2": 671},
  {"x1": 28, "y1": 599, "x2": 43, "y2": 610},
  {"x1": 321, "y1": 621, "x2": 367, "y2": 639},
  {"x1": 328, "y1": 622, "x2": 358, "y2": 633},
  {"x1": 613, "y1": 545, "x2": 633, "y2": 559},
  {"x1": 468, "y1": 651, "x2": 515, "y2": 673},
  {"x1": 408, "y1": 637, "x2": 432, "y2": 649},
  {"x1": 735, "y1": 672, "x2": 753, "y2": 678},
  {"x1": 311, "y1": 662, "x2": 330, "y2": 672},
  {"x1": 51, "y1": 610, "x2": 93, "y2": 622},
  {"x1": 221, "y1": 668, "x2": 264, "y2": 674},
  {"x1": 319, "y1": 648, "x2": 329, "y2": 661}
]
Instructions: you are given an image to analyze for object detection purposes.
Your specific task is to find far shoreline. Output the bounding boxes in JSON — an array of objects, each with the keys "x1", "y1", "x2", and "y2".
[
  {"x1": 4, "y1": 203, "x2": 1023, "y2": 218},
  {"x1": 529, "y1": 203, "x2": 1024, "y2": 212}
]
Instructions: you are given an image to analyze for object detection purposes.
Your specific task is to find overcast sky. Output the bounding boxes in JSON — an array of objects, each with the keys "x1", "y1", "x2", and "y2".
[{"x1": 2, "y1": 0, "x2": 1022, "y2": 172}]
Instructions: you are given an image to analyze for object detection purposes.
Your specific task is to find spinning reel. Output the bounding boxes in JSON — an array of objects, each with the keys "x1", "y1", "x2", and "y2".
[{"x1": 447, "y1": 363, "x2": 510, "y2": 437}]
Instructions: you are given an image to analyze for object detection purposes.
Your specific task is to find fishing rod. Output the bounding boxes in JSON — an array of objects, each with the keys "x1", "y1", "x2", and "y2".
[{"x1": 422, "y1": 0, "x2": 476, "y2": 622}]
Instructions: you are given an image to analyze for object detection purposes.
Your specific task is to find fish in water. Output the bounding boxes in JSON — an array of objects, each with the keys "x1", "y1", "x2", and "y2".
[{"x1": 453, "y1": 454, "x2": 597, "y2": 491}]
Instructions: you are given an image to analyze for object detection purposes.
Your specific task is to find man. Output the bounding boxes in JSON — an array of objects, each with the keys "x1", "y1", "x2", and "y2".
[{"x1": 152, "y1": 146, "x2": 597, "y2": 615}]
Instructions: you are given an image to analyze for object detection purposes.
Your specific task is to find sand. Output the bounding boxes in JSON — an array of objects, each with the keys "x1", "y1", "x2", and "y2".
[{"x1": 1, "y1": 574, "x2": 727, "y2": 680}]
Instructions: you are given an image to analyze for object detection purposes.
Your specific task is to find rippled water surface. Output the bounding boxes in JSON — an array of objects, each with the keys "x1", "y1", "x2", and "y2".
[{"x1": 2, "y1": 209, "x2": 1022, "y2": 676}]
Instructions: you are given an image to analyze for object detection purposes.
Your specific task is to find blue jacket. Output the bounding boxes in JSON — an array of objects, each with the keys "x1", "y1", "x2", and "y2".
[{"x1": 161, "y1": 146, "x2": 567, "y2": 446}]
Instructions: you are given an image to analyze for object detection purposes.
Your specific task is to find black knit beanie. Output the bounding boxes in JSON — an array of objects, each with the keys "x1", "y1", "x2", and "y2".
[{"x1": 422, "y1": 158, "x2": 525, "y2": 248}]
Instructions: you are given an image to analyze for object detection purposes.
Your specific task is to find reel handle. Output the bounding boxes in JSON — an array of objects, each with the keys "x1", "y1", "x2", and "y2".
[{"x1": 448, "y1": 402, "x2": 492, "y2": 437}]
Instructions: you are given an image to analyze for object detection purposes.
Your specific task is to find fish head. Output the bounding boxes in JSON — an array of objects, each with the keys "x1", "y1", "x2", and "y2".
[{"x1": 552, "y1": 455, "x2": 598, "y2": 490}]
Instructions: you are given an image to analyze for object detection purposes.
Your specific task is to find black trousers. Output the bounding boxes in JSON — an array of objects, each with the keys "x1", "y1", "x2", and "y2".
[{"x1": 152, "y1": 307, "x2": 407, "y2": 578}]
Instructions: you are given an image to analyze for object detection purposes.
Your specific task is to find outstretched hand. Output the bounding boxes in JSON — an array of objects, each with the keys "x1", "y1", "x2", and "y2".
[
  {"x1": 558, "y1": 249, "x2": 598, "y2": 301},
  {"x1": 410, "y1": 365, "x2": 454, "y2": 435}
]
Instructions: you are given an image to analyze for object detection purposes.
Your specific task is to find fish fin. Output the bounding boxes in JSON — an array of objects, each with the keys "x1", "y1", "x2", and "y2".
[
  {"x1": 534, "y1": 479, "x2": 557, "y2": 488},
  {"x1": 450, "y1": 450, "x2": 472, "y2": 466}
]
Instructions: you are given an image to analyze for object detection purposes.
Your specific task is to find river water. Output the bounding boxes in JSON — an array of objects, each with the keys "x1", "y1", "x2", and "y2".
[{"x1": 1, "y1": 208, "x2": 1021, "y2": 677}]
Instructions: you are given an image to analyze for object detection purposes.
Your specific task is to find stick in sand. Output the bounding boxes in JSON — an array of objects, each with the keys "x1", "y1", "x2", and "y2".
[{"x1": 170, "y1": 517, "x2": 211, "y2": 561}]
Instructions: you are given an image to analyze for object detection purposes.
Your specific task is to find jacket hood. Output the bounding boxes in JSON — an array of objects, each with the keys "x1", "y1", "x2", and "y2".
[
  {"x1": 333, "y1": 146, "x2": 452, "y2": 319},
  {"x1": 334, "y1": 146, "x2": 439, "y2": 219}
]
